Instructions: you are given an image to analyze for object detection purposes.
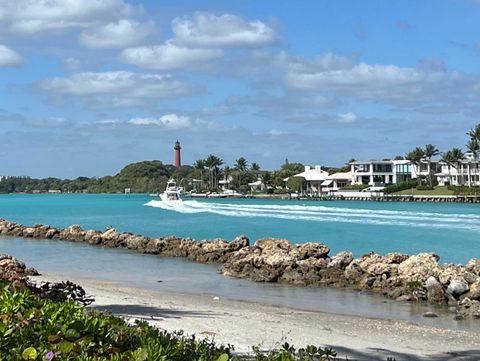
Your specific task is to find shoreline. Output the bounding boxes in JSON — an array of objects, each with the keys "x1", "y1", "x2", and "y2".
[
  {"x1": 31, "y1": 272, "x2": 480, "y2": 360},
  {"x1": 1, "y1": 217, "x2": 480, "y2": 319},
  {"x1": 3, "y1": 192, "x2": 480, "y2": 203}
]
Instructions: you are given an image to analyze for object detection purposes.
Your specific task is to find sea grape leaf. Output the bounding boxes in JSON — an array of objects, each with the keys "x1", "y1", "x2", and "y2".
[{"x1": 22, "y1": 347, "x2": 37, "y2": 360}]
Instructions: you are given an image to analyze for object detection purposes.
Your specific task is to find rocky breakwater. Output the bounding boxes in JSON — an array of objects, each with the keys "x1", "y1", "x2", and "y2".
[
  {"x1": 220, "y1": 238, "x2": 480, "y2": 319},
  {"x1": 1, "y1": 218, "x2": 480, "y2": 318},
  {"x1": 0, "y1": 218, "x2": 249, "y2": 264}
]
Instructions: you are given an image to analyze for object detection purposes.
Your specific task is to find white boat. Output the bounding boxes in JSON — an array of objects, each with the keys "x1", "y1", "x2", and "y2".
[{"x1": 160, "y1": 179, "x2": 183, "y2": 206}]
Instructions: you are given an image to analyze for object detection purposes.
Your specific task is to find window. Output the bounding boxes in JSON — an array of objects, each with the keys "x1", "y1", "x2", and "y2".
[
  {"x1": 354, "y1": 164, "x2": 370, "y2": 172},
  {"x1": 395, "y1": 164, "x2": 411, "y2": 173},
  {"x1": 373, "y1": 163, "x2": 392, "y2": 172}
]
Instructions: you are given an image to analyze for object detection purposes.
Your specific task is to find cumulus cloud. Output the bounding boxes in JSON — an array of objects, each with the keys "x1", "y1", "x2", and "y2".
[
  {"x1": 283, "y1": 53, "x2": 479, "y2": 109},
  {"x1": 337, "y1": 112, "x2": 357, "y2": 123},
  {"x1": 0, "y1": 0, "x2": 135, "y2": 33},
  {"x1": 172, "y1": 12, "x2": 277, "y2": 48},
  {"x1": 121, "y1": 41, "x2": 222, "y2": 70},
  {"x1": 129, "y1": 114, "x2": 192, "y2": 129},
  {"x1": 61, "y1": 57, "x2": 83, "y2": 71},
  {"x1": 0, "y1": 44, "x2": 23, "y2": 66},
  {"x1": 79, "y1": 19, "x2": 154, "y2": 49},
  {"x1": 38, "y1": 71, "x2": 195, "y2": 108}
]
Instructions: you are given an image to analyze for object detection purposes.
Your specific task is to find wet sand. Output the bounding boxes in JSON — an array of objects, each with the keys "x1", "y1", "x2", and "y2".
[{"x1": 32, "y1": 273, "x2": 480, "y2": 361}]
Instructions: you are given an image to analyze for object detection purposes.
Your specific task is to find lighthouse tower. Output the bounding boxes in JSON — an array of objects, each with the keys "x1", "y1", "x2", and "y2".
[{"x1": 174, "y1": 140, "x2": 181, "y2": 167}]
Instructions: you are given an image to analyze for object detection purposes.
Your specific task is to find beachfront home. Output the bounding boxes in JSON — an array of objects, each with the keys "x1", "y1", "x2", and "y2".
[
  {"x1": 349, "y1": 159, "x2": 437, "y2": 186},
  {"x1": 291, "y1": 165, "x2": 329, "y2": 195},
  {"x1": 321, "y1": 172, "x2": 353, "y2": 194},
  {"x1": 350, "y1": 160, "x2": 394, "y2": 186},
  {"x1": 436, "y1": 153, "x2": 480, "y2": 186}
]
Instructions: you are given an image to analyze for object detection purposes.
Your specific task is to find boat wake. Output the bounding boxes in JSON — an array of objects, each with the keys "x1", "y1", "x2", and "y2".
[{"x1": 144, "y1": 200, "x2": 480, "y2": 232}]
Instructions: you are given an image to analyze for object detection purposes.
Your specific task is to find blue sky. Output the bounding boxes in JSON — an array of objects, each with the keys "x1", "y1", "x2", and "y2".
[{"x1": 1, "y1": 0, "x2": 480, "y2": 177}]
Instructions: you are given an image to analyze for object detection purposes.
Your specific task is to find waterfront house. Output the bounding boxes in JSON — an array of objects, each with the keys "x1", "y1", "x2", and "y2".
[
  {"x1": 436, "y1": 153, "x2": 480, "y2": 186},
  {"x1": 321, "y1": 172, "x2": 353, "y2": 194},
  {"x1": 292, "y1": 165, "x2": 329, "y2": 195},
  {"x1": 349, "y1": 159, "x2": 438, "y2": 186},
  {"x1": 350, "y1": 160, "x2": 394, "y2": 186}
]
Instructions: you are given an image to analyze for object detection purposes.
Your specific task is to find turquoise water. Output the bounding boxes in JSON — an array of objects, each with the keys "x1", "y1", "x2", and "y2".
[{"x1": 0, "y1": 193, "x2": 479, "y2": 263}]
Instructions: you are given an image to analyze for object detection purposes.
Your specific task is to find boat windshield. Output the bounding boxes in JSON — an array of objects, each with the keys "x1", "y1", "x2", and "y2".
[{"x1": 167, "y1": 193, "x2": 179, "y2": 201}]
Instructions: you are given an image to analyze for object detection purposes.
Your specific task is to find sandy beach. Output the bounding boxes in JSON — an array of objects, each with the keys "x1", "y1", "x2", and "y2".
[{"x1": 32, "y1": 273, "x2": 480, "y2": 361}]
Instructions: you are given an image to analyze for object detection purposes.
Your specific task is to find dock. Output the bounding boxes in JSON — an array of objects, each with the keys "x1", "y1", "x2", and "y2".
[{"x1": 297, "y1": 195, "x2": 480, "y2": 203}]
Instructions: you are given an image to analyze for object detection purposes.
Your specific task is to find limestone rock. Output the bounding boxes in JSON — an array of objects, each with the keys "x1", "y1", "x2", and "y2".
[
  {"x1": 467, "y1": 282, "x2": 480, "y2": 301},
  {"x1": 398, "y1": 253, "x2": 440, "y2": 284},
  {"x1": 59, "y1": 225, "x2": 86, "y2": 242},
  {"x1": 327, "y1": 251, "x2": 353, "y2": 270},
  {"x1": 467, "y1": 258, "x2": 480, "y2": 276},
  {"x1": 427, "y1": 282, "x2": 446, "y2": 304},
  {"x1": 425, "y1": 276, "x2": 440, "y2": 289},
  {"x1": 447, "y1": 278, "x2": 469, "y2": 298},
  {"x1": 228, "y1": 235, "x2": 249, "y2": 251}
]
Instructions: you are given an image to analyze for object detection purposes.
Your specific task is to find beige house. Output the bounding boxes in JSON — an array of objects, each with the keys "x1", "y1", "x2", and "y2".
[
  {"x1": 321, "y1": 172, "x2": 353, "y2": 194},
  {"x1": 292, "y1": 165, "x2": 329, "y2": 194}
]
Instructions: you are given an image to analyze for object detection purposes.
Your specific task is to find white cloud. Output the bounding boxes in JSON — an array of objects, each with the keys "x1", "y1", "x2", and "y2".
[
  {"x1": 172, "y1": 12, "x2": 277, "y2": 48},
  {"x1": 268, "y1": 129, "x2": 286, "y2": 136},
  {"x1": 39, "y1": 71, "x2": 195, "y2": 108},
  {"x1": 0, "y1": 44, "x2": 23, "y2": 66},
  {"x1": 79, "y1": 19, "x2": 154, "y2": 49},
  {"x1": 283, "y1": 53, "x2": 474, "y2": 107},
  {"x1": 129, "y1": 114, "x2": 192, "y2": 129},
  {"x1": 121, "y1": 41, "x2": 222, "y2": 70},
  {"x1": 337, "y1": 112, "x2": 357, "y2": 123},
  {"x1": 1, "y1": 0, "x2": 135, "y2": 33},
  {"x1": 61, "y1": 57, "x2": 83, "y2": 70}
]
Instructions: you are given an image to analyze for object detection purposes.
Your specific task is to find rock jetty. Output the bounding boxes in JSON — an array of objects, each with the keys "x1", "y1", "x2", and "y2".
[{"x1": 1, "y1": 218, "x2": 480, "y2": 319}]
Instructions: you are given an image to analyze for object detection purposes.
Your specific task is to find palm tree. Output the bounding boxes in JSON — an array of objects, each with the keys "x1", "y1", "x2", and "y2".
[
  {"x1": 193, "y1": 159, "x2": 206, "y2": 190},
  {"x1": 261, "y1": 171, "x2": 273, "y2": 192},
  {"x1": 406, "y1": 147, "x2": 425, "y2": 183},
  {"x1": 466, "y1": 138, "x2": 479, "y2": 187},
  {"x1": 222, "y1": 165, "x2": 232, "y2": 189},
  {"x1": 450, "y1": 148, "x2": 465, "y2": 186},
  {"x1": 251, "y1": 162, "x2": 260, "y2": 171},
  {"x1": 424, "y1": 144, "x2": 439, "y2": 187},
  {"x1": 467, "y1": 124, "x2": 480, "y2": 141},
  {"x1": 205, "y1": 155, "x2": 223, "y2": 189},
  {"x1": 235, "y1": 157, "x2": 248, "y2": 172}
]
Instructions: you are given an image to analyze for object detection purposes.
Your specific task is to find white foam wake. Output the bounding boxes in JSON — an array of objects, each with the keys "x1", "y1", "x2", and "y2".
[{"x1": 144, "y1": 200, "x2": 480, "y2": 232}]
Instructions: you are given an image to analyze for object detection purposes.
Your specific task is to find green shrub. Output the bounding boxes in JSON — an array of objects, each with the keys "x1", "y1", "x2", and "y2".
[
  {"x1": 384, "y1": 180, "x2": 417, "y2": 194},
  {"x1": 341, "y1": 184, "x2": 369, "y2": 191}
]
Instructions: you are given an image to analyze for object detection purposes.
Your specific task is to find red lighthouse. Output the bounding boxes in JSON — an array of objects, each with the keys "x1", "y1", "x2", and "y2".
[{"x1": 174, "y1": 140, "x2": 181, "y2": 167}]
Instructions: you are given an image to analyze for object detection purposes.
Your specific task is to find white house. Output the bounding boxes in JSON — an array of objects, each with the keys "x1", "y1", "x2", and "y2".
[
  {"x1": 436, "y1": 153, "x2": 480, "y2": 186},
  {"x1": 350, "y1": 159, "x2": 438, "y2": 186},
  {"x1": 292, "y1": 165, "x2": 329, "y2": 194}
]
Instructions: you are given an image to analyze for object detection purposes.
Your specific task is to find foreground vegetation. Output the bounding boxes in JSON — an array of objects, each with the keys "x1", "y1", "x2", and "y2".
[{"x1": 0, "y1": 283, "x2": 349, "y2": 361}]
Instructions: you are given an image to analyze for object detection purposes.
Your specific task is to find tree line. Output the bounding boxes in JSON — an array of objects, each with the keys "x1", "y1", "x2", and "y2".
[{"x1": 0, "y1": 157, "x2": 310, "y2": 194}]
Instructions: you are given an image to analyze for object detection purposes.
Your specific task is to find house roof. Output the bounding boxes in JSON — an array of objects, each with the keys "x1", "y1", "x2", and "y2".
[
  {"x1": 327, "y1": 172, "x2": 352, "y2": 180},
  {"x1": 350, "y1": 160, "x2": 392, "y2": 165},
  {"x1": 294, "y1": 168, "x2": 329, "y2": 181}
]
